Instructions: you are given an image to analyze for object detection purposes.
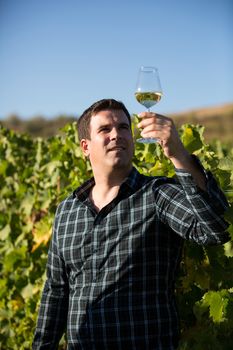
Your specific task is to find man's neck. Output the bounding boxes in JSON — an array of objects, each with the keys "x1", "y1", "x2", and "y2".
[
  {"x1": 89, "y1": 166, "x2": 132, "y2": 212},
  {"x1": 92, "y1": 165, "x2": 132, "y2": 188}
]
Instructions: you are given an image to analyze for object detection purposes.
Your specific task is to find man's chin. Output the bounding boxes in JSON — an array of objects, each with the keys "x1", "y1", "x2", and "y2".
[{"x1": 109, "y1": 160, "x2": 132, "y2": 171}]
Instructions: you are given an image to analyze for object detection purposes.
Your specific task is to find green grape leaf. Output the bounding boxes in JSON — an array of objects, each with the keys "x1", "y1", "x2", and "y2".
[
  {"x1": 32, "y1": 215, "x2": 52, "y2": 251},
  {"x1": 203, "y1": 291, "x2": 228, "y2": 322},
  {"x1": 0, "y1": 224, "x2": 11, "y2": 240}
]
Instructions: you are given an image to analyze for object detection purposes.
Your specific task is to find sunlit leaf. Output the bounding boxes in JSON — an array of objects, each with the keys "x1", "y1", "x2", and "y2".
[
  {"x1": 32, "y1": 216, "x2": 52, "y2": 251},
  {"x1": 203, "y1": 291, "x2": 228, "y2": 322},
  {"x1": 0, "y1": 224, "x2": 11, "y2": 240}
]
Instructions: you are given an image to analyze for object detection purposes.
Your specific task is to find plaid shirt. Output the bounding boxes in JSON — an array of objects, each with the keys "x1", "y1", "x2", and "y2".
[{"x1": 33, "y1": 165, "x2": 229, "y2": 350}]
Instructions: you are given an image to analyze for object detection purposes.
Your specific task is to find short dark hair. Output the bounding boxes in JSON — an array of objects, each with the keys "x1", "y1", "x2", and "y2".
[{"x1": 77, "y1": 99, "x2": 131, "y2": 141}]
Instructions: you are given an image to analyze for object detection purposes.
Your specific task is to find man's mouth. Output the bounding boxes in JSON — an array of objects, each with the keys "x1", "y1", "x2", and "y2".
[{"x1": 108, "y1": 146, "x2": 126, "y2": 152}]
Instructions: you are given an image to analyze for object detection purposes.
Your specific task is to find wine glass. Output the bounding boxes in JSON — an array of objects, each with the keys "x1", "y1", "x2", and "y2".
[{"x1": 134, "y1": 66, "x2": 163, "y2": 143}]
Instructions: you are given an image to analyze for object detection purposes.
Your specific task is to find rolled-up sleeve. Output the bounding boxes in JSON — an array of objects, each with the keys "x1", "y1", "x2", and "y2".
[{"x1": 154, "y1": 165, "x2": 230, "y2": 245}]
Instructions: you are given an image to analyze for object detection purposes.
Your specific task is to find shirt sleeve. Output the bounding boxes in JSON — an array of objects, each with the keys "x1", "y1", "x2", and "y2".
[
  {"x1": 32, "y1": 207, "x2": 69, "y2": 349},
  {"x1": 154, "y1": 161, "x2": 230, "y2": 245}
]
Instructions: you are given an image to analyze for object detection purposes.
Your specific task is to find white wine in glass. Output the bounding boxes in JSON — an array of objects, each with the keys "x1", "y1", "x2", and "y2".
[{"x1": 135, "y1": 66, "x2": 163, "y2": 143}]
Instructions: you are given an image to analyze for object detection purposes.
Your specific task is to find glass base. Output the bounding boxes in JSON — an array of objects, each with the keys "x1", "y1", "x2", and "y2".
[{"x1": 137, "y1": 137, "x2": 159, "y2": 144}]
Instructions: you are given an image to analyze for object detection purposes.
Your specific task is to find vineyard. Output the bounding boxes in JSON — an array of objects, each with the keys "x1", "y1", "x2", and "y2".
[{"x1": 0, "y1": 121, "x2": 233, "y2": 349}]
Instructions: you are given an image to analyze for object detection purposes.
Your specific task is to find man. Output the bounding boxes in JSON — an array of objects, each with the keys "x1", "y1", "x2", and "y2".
[{"x1": 33, "y1": 99, "x2": 229, "y2": 349}]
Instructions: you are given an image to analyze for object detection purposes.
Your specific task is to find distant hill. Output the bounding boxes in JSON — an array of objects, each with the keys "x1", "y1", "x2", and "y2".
[
  {"x1": 1, "y1": 103, "x2": 233, "y2": 144},
  {"x1": 172, "y1": 103, "x2": 233, "y2": 144},
  {"x1": 0, "y1": 114, "x2": 77, "y2": 138}
]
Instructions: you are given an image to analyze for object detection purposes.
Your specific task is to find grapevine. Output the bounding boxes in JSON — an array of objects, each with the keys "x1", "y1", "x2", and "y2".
[{"x1": 0, "y1": 122, "x2": 232, "y2": 349}]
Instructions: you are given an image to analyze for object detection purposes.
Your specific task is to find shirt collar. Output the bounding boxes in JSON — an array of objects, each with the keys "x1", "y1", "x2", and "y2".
[
  {"x1": 73, "y1": 177, "x2": 95, "y2": 201},
  {"x1": 73, "y1": 166, "x2": 142, "y2": 202},
  {"x1": 121, "y1": 166, "x2": 142, "y2": 191}
]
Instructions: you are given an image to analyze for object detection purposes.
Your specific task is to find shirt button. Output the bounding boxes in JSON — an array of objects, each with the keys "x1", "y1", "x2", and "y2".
[{"x1": 191, "y1": 187, "x2": 196, "y2": 194}]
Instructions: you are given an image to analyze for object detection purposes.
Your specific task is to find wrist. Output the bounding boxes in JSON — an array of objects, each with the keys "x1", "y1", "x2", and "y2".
[{"x1": 170, "y1": 151, "x2": 193, "y2": 170}]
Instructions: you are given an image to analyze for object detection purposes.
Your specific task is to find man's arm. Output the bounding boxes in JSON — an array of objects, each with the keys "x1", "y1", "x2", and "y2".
[
  {"x1": 138, "y1": 112, "x2": 229, "y2": 245},
  {"x1": 32, "y1": 211, "x2": 69, "y2": 349}
]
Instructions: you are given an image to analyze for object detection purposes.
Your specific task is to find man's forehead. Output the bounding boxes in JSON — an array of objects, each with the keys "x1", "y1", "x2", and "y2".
[{"x1": 91, "y1": 109, "x2": 130, "y2": 124}]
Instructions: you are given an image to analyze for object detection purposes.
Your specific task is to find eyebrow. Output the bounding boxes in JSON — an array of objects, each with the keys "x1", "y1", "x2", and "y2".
[
  {"x1": 118, "y1": 122, "x2": 130, "y2": 128},
  {"x1": 97, "y1": 122, "x2": 130, "y2": 130}
]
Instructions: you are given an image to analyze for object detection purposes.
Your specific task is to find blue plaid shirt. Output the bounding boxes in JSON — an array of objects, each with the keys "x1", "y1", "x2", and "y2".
[{"x1": 33, "y1": 165, "x2": 229, "y2": 349}]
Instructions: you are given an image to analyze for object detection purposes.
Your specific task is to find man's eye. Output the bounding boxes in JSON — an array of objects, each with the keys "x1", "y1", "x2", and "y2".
[{"x1": 99, "y1": 127, "x2": 109, "y2": 132}]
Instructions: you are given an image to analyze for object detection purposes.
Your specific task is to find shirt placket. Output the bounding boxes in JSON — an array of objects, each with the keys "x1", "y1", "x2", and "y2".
[{"x1": 90, "y1": 222, "x2": 100, "y2": 283}]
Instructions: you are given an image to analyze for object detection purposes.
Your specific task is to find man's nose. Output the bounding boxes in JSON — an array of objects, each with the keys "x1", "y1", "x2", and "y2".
[{"x1": 110, "y1": 127, "x2": 121, "y2": 140}]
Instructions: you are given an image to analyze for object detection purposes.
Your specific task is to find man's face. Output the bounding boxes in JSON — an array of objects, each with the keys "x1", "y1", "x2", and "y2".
[{"x1": 81, "y1": 109, "x2": 134, "y2": 173}]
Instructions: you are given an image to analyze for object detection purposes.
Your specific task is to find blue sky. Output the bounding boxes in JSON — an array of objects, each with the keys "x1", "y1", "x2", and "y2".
[{"x1": 0, "y1": 0, "x2": 232, "y2": 119}]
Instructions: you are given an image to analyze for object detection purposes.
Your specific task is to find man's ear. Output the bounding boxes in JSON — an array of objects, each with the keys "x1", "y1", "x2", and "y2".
[{"x1": 80, "y1": 139, "x2": 90, "y2": 157}]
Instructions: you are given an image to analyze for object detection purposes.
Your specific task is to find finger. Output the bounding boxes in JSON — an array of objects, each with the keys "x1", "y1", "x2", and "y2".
[
  {"x1": 137, "y1": 113, "x2": 158, "y2": 128},
  {"x1": 141, "y1": 120, "x2": 174, "y2": 137},
  {"x1": 141, "y1": 127, "x2": 169, "y2": 139},
  {"x1": 138, "y1": 115, "x2": 171, "y2": 129},
  {"x1": 138, "y1": 112, "x2": 154, "y2": 119},
  {"x1": 155, "y1": 114, "x2": 172, "y2": 124},
  {"x1": 140, "y1": 122, "x2": 166, "y2": 133},
  {"x1": 138, "y1": 112, "x2": 171, "y2": 123},
  {"x1": 140, "y1": 130, "x2": 163, "y2": 140}
]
